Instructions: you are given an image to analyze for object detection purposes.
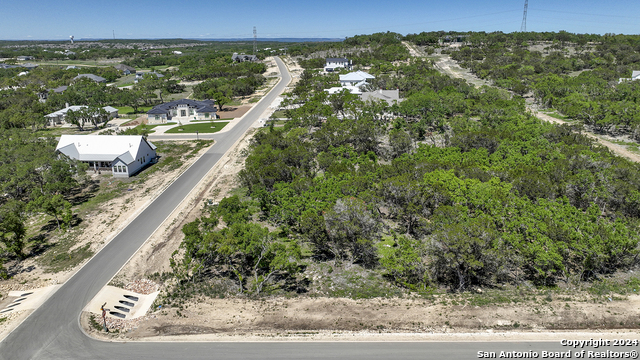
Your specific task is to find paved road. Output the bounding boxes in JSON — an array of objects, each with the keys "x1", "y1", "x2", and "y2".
[{"x1": 1, "y1": 58, "x2": 629, "y2": 360}]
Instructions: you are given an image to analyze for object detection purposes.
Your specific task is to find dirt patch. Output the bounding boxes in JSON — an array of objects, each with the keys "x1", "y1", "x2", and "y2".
[
  {"x1": 216, "y1": 105, "x2": 251, "y2": 119},
  {"x1": 116, "y1": 293, "x2": 640, "y2": 341}
]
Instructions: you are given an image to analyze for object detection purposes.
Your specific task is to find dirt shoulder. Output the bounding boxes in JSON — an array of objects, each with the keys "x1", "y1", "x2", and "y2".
[{"x1": 85, "y1": 293, "x2": 640, "y2": 342}]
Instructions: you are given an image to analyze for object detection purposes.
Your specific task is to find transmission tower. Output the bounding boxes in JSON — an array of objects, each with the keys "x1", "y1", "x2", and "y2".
[
  {"x1": 253, "y1": 27, "x2": 257, "y2": 55},
  {"x1": 520, "y1": 0, "x2": 528, "y2": 32}
]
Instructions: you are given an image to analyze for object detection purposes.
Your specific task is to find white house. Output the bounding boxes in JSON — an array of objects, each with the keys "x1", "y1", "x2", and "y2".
[
  {"x1": 55, "y1": 135, "x2": 157, "y2": 177},
  {"x1": 146, "y1": 99, "x2": 217, "y2": 124},
  {"x1": 619, "y1": 71, "x2": 640, "y2": 83},
  {"x1": 360, "y1": 89, "x2": 401, "y2": 105},
  {"x1": 45, "y1": 105, "x2": 118, "y2": 127},
  {"x1": 325, "y1": 58, "x2": 351, "y2": 72},
  {"x1": 325, "y1": 86, "x2": 363, "y2": 95},
  {"x1": 339, "y1": 71, "x2": 375, "y2": 87}
]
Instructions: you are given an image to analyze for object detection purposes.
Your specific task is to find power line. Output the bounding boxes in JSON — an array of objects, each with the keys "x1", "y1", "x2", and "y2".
[{"x1": 521, "y1": 0, "x2": 528, "y2": 32}]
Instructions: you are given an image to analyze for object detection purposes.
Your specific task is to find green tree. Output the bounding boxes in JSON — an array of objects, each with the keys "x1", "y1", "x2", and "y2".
[
  {"x1": 0, "y1": 201, "x2": 27, "y2": 259},
  {"x1": 29, "y1": 194, "x2": 72, "y2": 230}
]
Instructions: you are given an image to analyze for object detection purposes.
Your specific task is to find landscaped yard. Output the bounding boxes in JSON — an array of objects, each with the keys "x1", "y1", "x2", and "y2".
[
  {"x1": 114, "y1": 106, "x2": 153, "y2": 115},
  {"x1": 193, "y1": 118, "x2": 233, "y2": 122},
  {"x1": 164, "y1": 121, "x2": 229, "y2": 134}
]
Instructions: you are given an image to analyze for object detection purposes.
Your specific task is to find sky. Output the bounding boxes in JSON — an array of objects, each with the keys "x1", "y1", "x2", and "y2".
[{"x1": 1, "y1": 0, "x2": 639, "y2": 40}]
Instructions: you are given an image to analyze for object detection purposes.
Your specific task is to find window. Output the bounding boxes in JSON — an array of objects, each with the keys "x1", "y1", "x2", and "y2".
[
  {"x1": 155, "y1": 115, "x2": 159, "y2": 120},
  {"x1": 205, "y1": 113, "x2": 210, "y2": 118},
  {"x1": 180, "y1": 110, "x2": 186, "y2": 117},
  {"x1": 189, "y1": 109, "x2": 194, "y2": 115}
]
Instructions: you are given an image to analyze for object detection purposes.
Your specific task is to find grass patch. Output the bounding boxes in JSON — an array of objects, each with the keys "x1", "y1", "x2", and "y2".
[
  {"x1": 34, "y1": 127, "x2": 83, "y2": 137},
  {"x1": 270, "y1": 110, "x2": 288, "y2": 118},
  {"x1": 164, "y1": 122, "x2": 229, "y2": 134},
  {"x1": 265, "y1": 120, "x2": 287, "y2": 126},
  {"x1": 308, "y1": 263, "x2": 404, "y2": 299},
  {"x1": 192, "y1": 118, "x2": 233, "y2": 122},
  {"x1": 0, "y1": 317, "x2": 7, "y2": 324},
  {"x1": 115, "y1": 106, "x2": 153, "y2": 115},
  {"x1": 589, "y1": 276, "x2": 640, "y2": 297},
  {"x1": 89, "y1": 314, "x2": 104, "y2": 331},
  {"x1": 136, "y1": 140, "x2": 214, "y2": 177},
  {"x1": 112, "y1": 74, "x2": 136, "y2": 87},
  {"x1": 542, "y1": 111, "x2": 571, "y2": 121},
  {"x1": 164, "y1": 84, "x2": 194, "y2": 102},
  {"x1": 38, "y1": 241, "x2": 93, "y2": 273}
]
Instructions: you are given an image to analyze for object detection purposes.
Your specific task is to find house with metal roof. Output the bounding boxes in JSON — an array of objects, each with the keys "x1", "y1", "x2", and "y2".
[
  {"x1": 45, "y1": 105, "x2": 118, "y2": 127},
  {"x1": 147, "y1": 99, "x2": 217, "y2": 124},
  {"x1": 114, "y1": 64, "x2": 136, "y2": 75},
  {"x1": 232, "y1": 53, "x2": 258, "y2": 62},
  {"x1": 325, "y1": 58, "x2": 351, "y2": 72},
  {"x1": 0, "y1": 63, "x2": 21, "y2": 69},
  {"x1": 360, "y1": 89, "x2": 401, "y2": 105},
  {"x1": 56, "y1": 135, "x2": 157, "y2": 177},
  {"x1": 73, "y1": 74, "x2": 107, "y2": 83},
  {"x1": 339, "y1": 71, "x2": 375, "y2": 87}
]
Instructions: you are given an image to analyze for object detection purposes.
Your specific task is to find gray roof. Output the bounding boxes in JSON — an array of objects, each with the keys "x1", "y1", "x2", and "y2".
[
  {"x1": 114, "y1": 64, "x2": 136, "y2": 72},
  {"x1": 232, "y1": 53, "x2": 258, "y2": 62},
  {"x1": 51, "y1": 85, "x2": 68, "y2": 93},
  {"x1": 147, "y1": 99, "x2": 217, "y2": 115},
  {"x1": 326, "y1": 58, "x2": 349, "y2": 62},
  {"x1": 0, "y1": 63, "x2": 21, "y2": 69},
  {"x1": 56, "y1": 135, "x2": 156, "y2": 165},
  {"x1": 360, "y1": 89, "x2": 401, "y2": 105},
  {"x1": 195, "y1": 106, "x2": 216, "y2": 113},
  {"x1": 73, "y1": 74, "x2": 106, "y2": 83}
]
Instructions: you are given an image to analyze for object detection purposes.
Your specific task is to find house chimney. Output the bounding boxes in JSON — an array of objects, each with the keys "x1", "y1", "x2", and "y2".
[{"x1": 65, "y1": 102, "x2": 69, "y2": 108}]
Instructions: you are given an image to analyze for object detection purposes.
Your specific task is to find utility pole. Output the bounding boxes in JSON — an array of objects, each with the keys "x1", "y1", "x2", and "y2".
[
  {"x1": 521, "y1": 0, "x2": 528, "y2": 32},
  {"x1": 113, "y1": 30, "x2": 115, "y2": 40},
  {"x1": 253, "y1": 26, "x2": 257, "y2": 55}
]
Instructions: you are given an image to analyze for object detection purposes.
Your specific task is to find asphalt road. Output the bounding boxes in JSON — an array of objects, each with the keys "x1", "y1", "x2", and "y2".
[{"x1": 0, "y1": 58, "x2": 631, "y2": 360}]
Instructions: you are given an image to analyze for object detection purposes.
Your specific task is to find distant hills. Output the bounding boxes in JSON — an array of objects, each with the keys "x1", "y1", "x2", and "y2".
[{"x1": 1, "y1": 37, "x2": 342, "y2": 43}]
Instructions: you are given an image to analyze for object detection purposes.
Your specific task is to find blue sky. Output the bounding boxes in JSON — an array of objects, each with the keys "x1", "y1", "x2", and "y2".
[{"x1": 2, "y1": 0, "x2": 638, "y2": 40}]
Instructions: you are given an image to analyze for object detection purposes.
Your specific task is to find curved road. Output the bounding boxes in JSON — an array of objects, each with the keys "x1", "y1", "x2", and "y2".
[{"x1": 0, "y1": 58, "x2": 625, "y2": 360}]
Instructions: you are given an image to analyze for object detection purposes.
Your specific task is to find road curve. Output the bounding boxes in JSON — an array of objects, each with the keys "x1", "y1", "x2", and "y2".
[{"x1": 0, "y1": 58, "x2": 627, "y2": 360}]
